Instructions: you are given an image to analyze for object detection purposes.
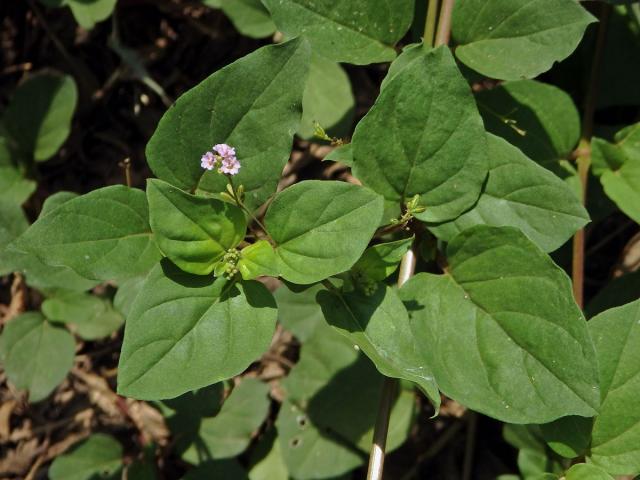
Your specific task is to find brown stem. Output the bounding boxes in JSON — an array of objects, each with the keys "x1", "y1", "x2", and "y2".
[
  {"x1": 366, "y1": 247, "x2": 417, "y2": 480},
  {"x1": 434, "y1": 0, "x2": 455, "y2": 47},
  {"x1": 571, "y1": 4, "x2": 611, "y2": 308}
]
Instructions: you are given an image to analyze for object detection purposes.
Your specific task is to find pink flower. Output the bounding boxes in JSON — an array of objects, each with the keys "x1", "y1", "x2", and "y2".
[
  {"x1": 213, "y1": 143, "x2": 236, "y2": 160},
  {"x1": 219, "y1": 157, "x2": 241, "y2": 175},
  {"x1": 200, "y1": 151, "x2": 217, "y2": 170},
  {"x1": 200, "y1": 143, "x2": 240, "y2": 175}
]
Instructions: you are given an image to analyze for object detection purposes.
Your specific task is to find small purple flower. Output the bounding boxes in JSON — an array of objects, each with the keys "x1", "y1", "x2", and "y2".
[
  {"x1": 201, "y1": 151, "x2": 217, "y2": 170},
  {"x1": 213, "y1": 143, "x2": 236, "y2": 160},
  {"x1": 219, "y1": 157, "x2": 241, "y2": 175},
  {"x1": 201, "y1": 143, "x2": 240, "y2": 175}
]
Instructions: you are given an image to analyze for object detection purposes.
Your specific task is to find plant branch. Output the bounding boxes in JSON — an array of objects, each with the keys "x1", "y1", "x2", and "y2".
[
  {"x1": 424, "y1": 0, "x2": 441, "y2": 47},
  {"x1": 571, "y1": 3, "x2": 611, "y2": 308},
  {"x1": 434, "y1": 0, "x2": 455, "y2": 47},
  {"x1": 367, "y1": 246, "x2": 417, "y2": 480}
]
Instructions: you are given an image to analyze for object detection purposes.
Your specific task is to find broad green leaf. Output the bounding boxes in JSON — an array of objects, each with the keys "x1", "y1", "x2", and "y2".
[
  {"x1": 49, "y1": 434, "x2": 122, "y2": 480},
  {"x1": 317, "y1": 285, "x2": 440, "y2": 409},
  {"x1": 114, "y1": 276, "x2": 146, "y2": 317},
  {"x1": 42, "y1": 292, "x2": 124, "y2": 340},
  {"x1": 1, "y1": 190, "x2": 98, "y2": 292},
  {"x1": 428, "y1": 135, "x2": 589, "y2": 252},
  {"x1": 249, "y1": 429, "x2": 289, "y2": 480},
  {"x1": 323, "y1": 143, "x2": 353, "y2": 166},
  {"x1": 0, "y1": 166, "x2": 35, "y2": 206},
  {"x1": 146, "y1": 179, "x2": 246, "y2": 275},
  {"x1": 452, "y1": 0, "x2": 596, "y2": 80},
  {"x1": 274, "y1": 283, "x2": 325, "y2": 341},
  {"x1": 182, "y1": 378, "x2": 270, "y2": 463},
  {"x1": 476, "y1": 80, "x2": 581, "y2": 173},
  {"x1": 351, "y1": 236, "x2": 413, "y2": 282},
  {"x1": 182, "y1": 461, "x2": 249, "y2": 480},
  {"x1": 238, "y1": 240, "x2": 279, "y2": 280},
  {"x1": 540, "y1": 415, "x2": 593, "y2": 458},
  {"x1": 68, "y1": 0, "x2": 117, "y2": 29},
  {"x1": 117, "y1": 261, "x2": 277, "y2": 399},
  {"x1": 591, "y1": 123, "x2": 640, "y2": 223},
  {"x1": 14, "y1": 185, "x2": 160, "y2": 282},
  {"x1": 146, "y1": 39, "x2": 310, "y2": 212},
  {"x1": 586, "y1": 271, "x2": 640, "y2": 318},
  {"x1": 162, "y1": 383, "x2": 224, "y2": 419},
  {"x1": 589, "y1": 300, "x2": 640, "y2": 475},
  {"x1": 277, "y1": 324, "x2": 413, "y2": 479},
  {"x1": 262, "y1": 0, "x2": 414, "y2": 65},
  {"x1": 0, "y1": 312, "x2": 75, "y2": 402},
  {"x1": 0, "y1": 203, "x2": 29, "y2": 275},
  {"x1": 503, "y1": 424, "x2": 564, "y2": 478},
  {"x1": 379, "y1": 41, "x2": 430, "y2": 91},
  {"x1": 352, "y1": 46, "x2": 487, "y2": 222},
  {"x1": 565, "y1": 464, "x2": 615, "y2": 480},
  {"x1": 264, "y1": 180, "x2": 383, "y2": 284},
  {"x1": 299, "y1": 55, "x2": 354, "y2": 139},
  {"x1": 400, "y1": 226, "x2": 600, "y2": 423},
  {"x1": 4, "y1": 73, "x2": 77, "y2": 162},
  {"x1": 39, "y1": 191, "x2": 79, "y2": 217},
  {"x1": 220, "y1": 0, "x2": 276, "y2": 38}
]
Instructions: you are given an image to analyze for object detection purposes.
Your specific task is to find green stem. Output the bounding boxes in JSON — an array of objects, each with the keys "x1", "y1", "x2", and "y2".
[
  {"x1": 424, "y1": 0, "x2": 441, "y2": 47},
  {"x1": 227, "y1": 177, "x2": 273, "y2": 243}
]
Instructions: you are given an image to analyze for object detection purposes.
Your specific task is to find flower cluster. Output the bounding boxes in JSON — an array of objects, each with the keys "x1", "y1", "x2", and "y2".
[{"x1": 200, "y1": 143, "x2": 240, "y2": 175}]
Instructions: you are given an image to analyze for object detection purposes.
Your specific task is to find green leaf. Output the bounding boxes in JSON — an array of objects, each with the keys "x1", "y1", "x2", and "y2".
[
  {"x1": 67, "y1": 0, "x2": 117, "y2": 29},
  {"x1": 351, "y1": 236, "x2": 413, "y2": 282},
  {"x1": 323, "y1": 143, "x2": 353, "y2": 166},
  {"x1": 317, "y1": 285, "x2": 441, "y2": 409},
  {"x1": 117, "y1": 261, "x2": 277, "y2": 399},
  {"x1": 42, "y1": 292, "x2": 124, "y2": 340},
  {"x1": 146, "y1": 39, "x2": 310, "y2": 212},
  {"x1": 452, "y1": 0, "x2": 597, "y2": 80},
  {"x1": 274, "y1": 283, "x2": 326, "y2": 341},
  {"x1": 13, "y1": 185, "x2": 160, "y2": 283},
  {"x1": 264, "y1": 180, "x2": 383, "y2": 284},
  {"x1": 220, "y1": 0, "x2": 276, "y2": 38},
  {"x1": 182, "y1": 379, "x2": 271, "y2": 463},
  {"x1": 0, "y1": 165, "x2": 36, "y2": 206},
  {"x1": 39, "y1": 191, "x2": 79, "y2": 217},
  {"x1": 4, "y1": 73, "x2": 77, "y2": 162},
  {"x1": 114, "y1": 276, "x2": 146, "y2": 317},
  {"x1": 299, "y1": 55, "x2": 354, "y2": 139},
  {"x1": 0, "y1": 203, "x2": 29, "y2": 275},
  {"x1": 379, "y1": 41, "x2": 431, "y2": 91},
  {"x1": 352, "y1": 46, "x2": 488, "y2": 222},
  {"x1": 262, "y1": 0, "x2": 414, "y2": 65},
  {"x1": 0, "y1": 312, "x2": 75, "y2": 402},
  {"x1": 147, "y1": 179, "x2": 246, "y2": 275},
  {"x1": 589, "y1": 300, "x2": 640, "y2": 475},
  {"x1": 591, "y1": 123, "x2": 640, "y2": 223},
  {"x1": 540, "y1": 415, "x2": 593, "y2": 458},
  {"x1": 475, "y1": 80, "x2": 581, "y2": 173},
  {"x1": 399, "y1": 226, "x2": 600, "y2": 423},
  {"x1": 49, "y1": 434, "x2": 123, "y2": 480},
  {"x1": 565, "y1": 464, "x2": 615, "y2": 480},
  {"x1": 428, "y1": 134, "x2": 589, "y2": 252},
  {"x1": 238, "y1": 240, "x2": 279, "y2": 280},
  {"x1": 248, "y1": 429, "x2": 289, "y2": 480},
  {"x1": 277, "y1": 324, "x2": 413, "y2": 479}
]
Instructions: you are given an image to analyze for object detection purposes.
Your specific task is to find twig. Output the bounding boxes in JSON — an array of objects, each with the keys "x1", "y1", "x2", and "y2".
[
  {"x1": 434, "y1": 0, "x2": 455, "y2": 47},
  {"x1": 367, "y1": 247, "x2": 417, "y2": 480},
  {"x1": 571, "y1": 3, "x2": 611, "y2": 308}
]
